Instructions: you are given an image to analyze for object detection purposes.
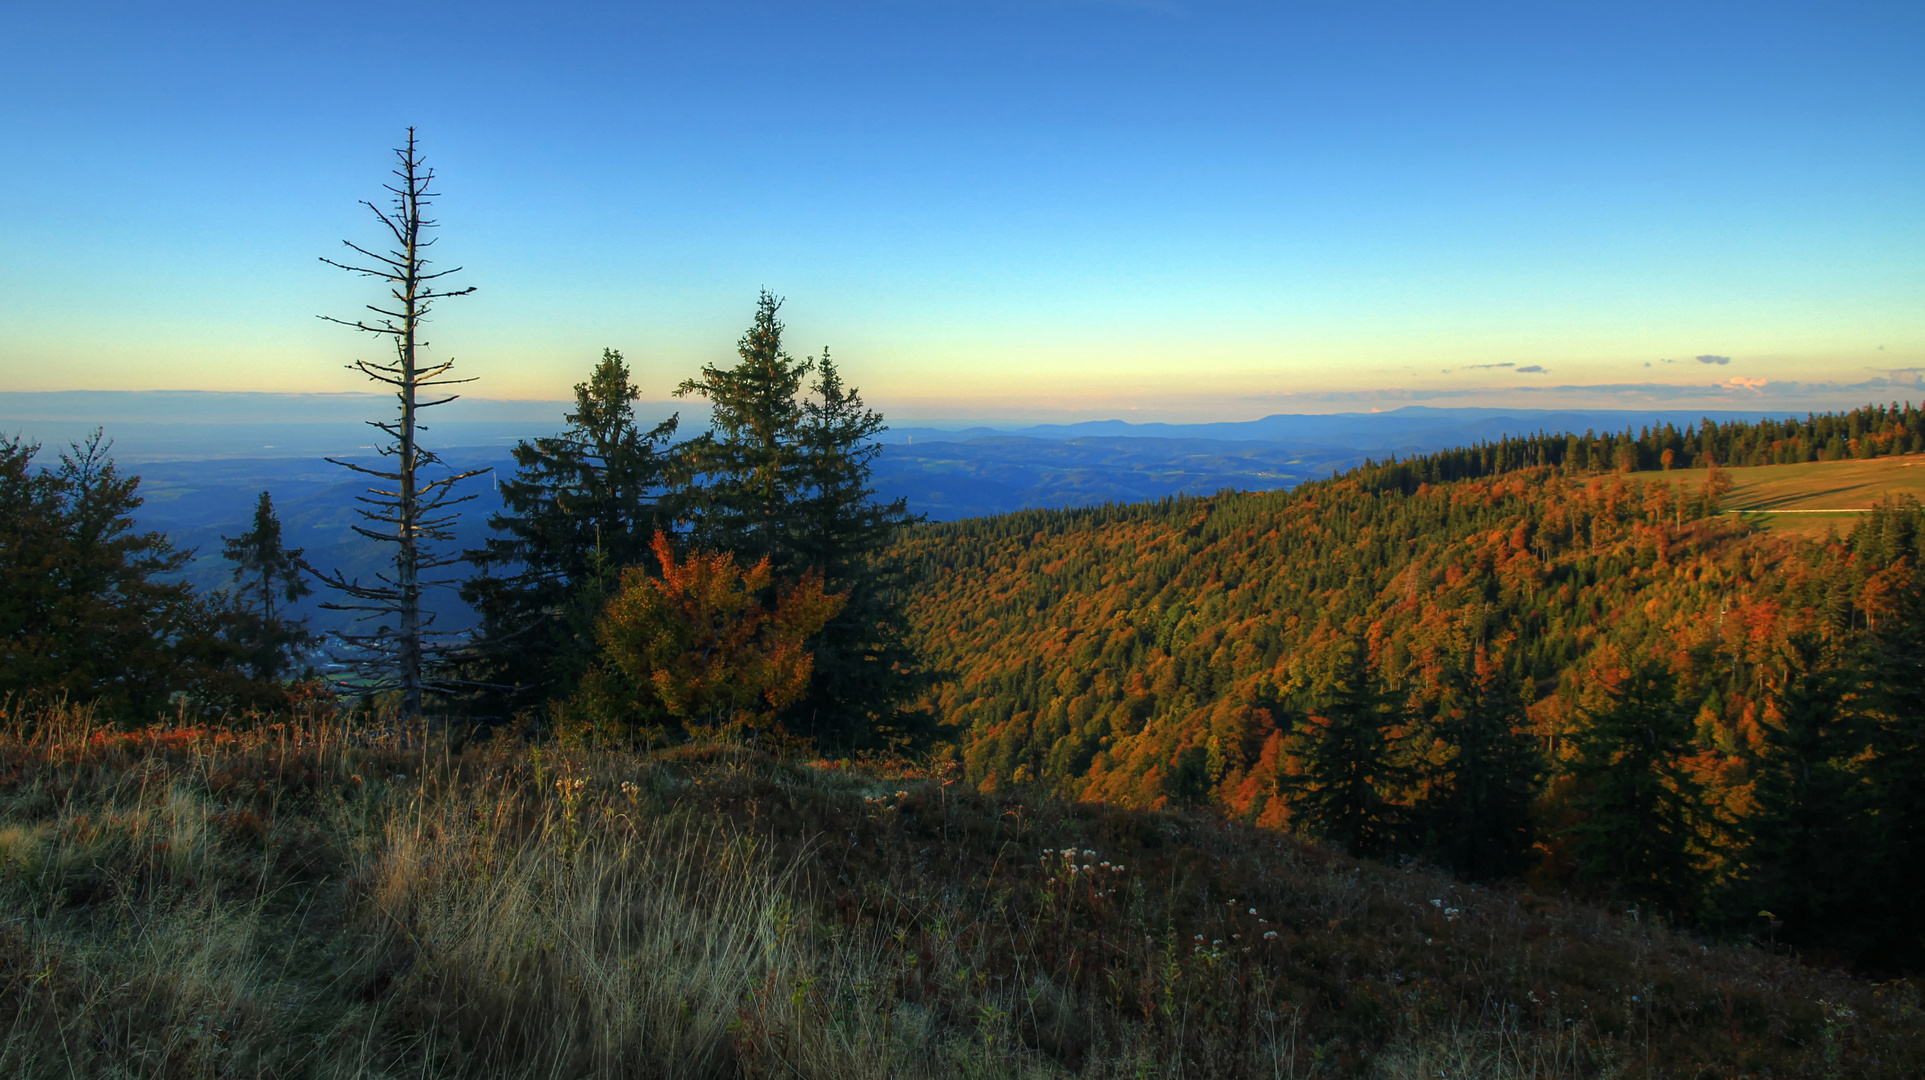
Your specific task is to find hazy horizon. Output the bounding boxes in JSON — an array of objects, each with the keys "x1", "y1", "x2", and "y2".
[
  {"x1": 0, "y1": 386, "x2": 1856, "y2": 429},
  {"x1": 0, "y1": 381, "x2": 1915, "y2": 430},
  {"x1": 0, "y1": 388, "x2": 1852, "y2": 466}
]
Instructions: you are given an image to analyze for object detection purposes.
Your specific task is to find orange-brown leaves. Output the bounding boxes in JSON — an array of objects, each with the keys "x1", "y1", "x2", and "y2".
[{"x1": 593, "y1": 531, "x2": 846, "y2": 736}]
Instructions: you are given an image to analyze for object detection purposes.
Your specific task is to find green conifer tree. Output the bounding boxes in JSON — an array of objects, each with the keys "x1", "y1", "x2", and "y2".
[
  {"x1": 1721, "y1": 637, "x2": 1872, "y2": 957},
  {"x1": 463, "y1": 348, "x2": 678, "y2": 707},
  {"x1": 786, "y1": 351, "x2": 930, "y2": 746},
  {"x1": 0, "y1": 432, "x2": 251, "y2": 716},
  {"x1": 1280, "y1": 640, "x2": 1413, "y2": 859},
  {"x1": 1420, "y1": 646, "x2": 1542, "y2": 879},
  {"x1": 220, "y1": 491, "x2": 314, "y2": 681},
  {"x1": 1562, "y1": 659, "x2": 1709, "y2": 917},
  {"x1": 674, "y1": 294, "x2": 928, "y2": 746},
  {"x1": 674, "y1": 291, "x2": 812, "y2": 569},
  {"x1": 1853, "y1": 575, "x2": 1925, "y2": 970}
]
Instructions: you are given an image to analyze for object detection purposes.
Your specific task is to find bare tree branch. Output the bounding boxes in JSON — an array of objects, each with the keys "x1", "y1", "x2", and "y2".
[{"x1": 310, "y1": 126, "x2": 488, "y2": 716}]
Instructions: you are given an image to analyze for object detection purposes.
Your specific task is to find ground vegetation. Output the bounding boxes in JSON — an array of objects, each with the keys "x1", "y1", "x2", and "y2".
[{"x1": 2, "y1": 701, "x2": 1918, "y2": 1079}]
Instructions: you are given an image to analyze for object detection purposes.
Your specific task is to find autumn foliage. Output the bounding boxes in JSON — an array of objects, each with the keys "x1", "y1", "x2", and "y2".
[
  {"x1": 564, "y1": 531, "x2": 846, "y2": 741},
  {"x1": 900, "y1": 451, "x2": 1925, "y2": 966}
]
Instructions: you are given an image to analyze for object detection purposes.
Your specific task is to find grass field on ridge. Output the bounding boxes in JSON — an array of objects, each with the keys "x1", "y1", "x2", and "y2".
[{"x1": 1692, "y1": 456, "x2": 1925, "y2": 538}]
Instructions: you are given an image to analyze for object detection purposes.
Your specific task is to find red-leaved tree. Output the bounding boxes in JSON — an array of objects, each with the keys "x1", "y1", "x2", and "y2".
[{"x1": 563, "y1": 531, "x2": 845, "y2": 743}]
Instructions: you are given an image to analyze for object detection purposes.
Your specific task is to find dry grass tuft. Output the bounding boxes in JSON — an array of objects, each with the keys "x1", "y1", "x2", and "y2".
[{"x1": 1, "y1": 700, "x2": 1920, "y2": 1077}]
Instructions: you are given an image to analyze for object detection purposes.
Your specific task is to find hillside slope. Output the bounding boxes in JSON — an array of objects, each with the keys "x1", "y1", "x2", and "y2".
[{"x1": 899, "y1": 465, "x2": 1894, "y2": 841}]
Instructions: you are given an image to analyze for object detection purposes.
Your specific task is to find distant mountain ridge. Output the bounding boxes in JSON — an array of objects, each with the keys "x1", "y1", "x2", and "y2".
[
  {"x1": 0, "y1": 393, "x2": 1817, "y2": 635},
  {"x1": 885, "y1": 405, "x2": 1806, "y2": 452},
  {"x1": 6, "y1": 391, "x2": 1802, "y2": 454}
]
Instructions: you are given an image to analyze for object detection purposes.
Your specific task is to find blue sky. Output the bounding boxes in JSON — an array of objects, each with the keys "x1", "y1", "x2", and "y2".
[{"x1": 1, "y1": 1, "x2": 1919, "y2": 420}]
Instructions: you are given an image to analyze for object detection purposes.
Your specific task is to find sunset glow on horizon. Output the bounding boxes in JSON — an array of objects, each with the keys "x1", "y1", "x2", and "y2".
[{"x1": 2, "y1": 1, "x2": 1918, "y2": 422}]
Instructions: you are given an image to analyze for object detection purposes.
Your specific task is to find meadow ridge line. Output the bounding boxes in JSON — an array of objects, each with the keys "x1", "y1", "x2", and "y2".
[{"x1": 1727, "y1": 507, "x2": 1874, "y2": 514}]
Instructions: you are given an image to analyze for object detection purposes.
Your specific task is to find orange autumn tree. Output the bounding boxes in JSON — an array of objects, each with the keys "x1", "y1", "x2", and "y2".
[{"x1": 562, "y1": 531, "x2": 846, "y2": 744}]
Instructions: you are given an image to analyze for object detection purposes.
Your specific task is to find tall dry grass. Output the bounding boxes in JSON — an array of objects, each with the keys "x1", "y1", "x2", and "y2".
[
  {"x1": 0, "y1": 702, "x2": 1073, "y2": 1077},
  {"x1": 2, "y1": 698, "x2": 1920, "y2": 1078}
]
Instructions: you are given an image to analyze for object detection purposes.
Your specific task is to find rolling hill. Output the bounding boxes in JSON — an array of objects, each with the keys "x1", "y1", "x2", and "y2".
[{"x1": 895, "y1": 449, "x2": 1918, "y2": 957}]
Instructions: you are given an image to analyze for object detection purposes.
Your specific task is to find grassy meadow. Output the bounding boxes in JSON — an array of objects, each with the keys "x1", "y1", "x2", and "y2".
[
  {"x1": 3, "y1": 701, "x2": 1921, "y2": 1079},
  {"x1": 1716, "y1": 456, "x2": 1925, "y2": 538}
]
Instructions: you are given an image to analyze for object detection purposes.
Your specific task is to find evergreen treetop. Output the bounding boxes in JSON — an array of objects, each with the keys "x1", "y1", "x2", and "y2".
[
  {"x1": 463, "y1": 348, "x2": 678, "y2": 708},
  {"x1": 220, "y1": 490, "x2": 314, "y2": 681},
  {"x1": 674, "y1": 290, "x2": 813, "y2": 570}
]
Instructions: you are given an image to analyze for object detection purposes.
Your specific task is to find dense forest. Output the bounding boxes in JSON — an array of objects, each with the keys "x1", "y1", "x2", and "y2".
[
  {"x1": 898, "y1": 402, "x2": 1925, "y2": 969},
  {"x1": 1345, "y1": 400, "x2": 1920, "y2": 492}
]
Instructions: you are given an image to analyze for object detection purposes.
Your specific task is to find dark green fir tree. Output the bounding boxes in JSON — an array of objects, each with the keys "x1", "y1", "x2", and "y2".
[
  {"x1": 1721, "y1": 636, "x2": 1872, "y2": 957},
  {"x1": 1420, "y1": 645, "x2": 1542, "y2": 880},
  {"x1": 1562, "y1": 658, "x2": 1709, "y2": 918},
  {"x1": 673, "y1": 293, "x2": 929, "y2": 747},
  {"x1": 463, "y1": 349, "x2": 678, "y2": 709},
  {"x1": 786, "y1": 350, "x2": 931, "y2": 746},
  {"x1": 1280, "y1": 639, "x2": 1413, "y2": 860},
  {"x1": 220, "y1": 491, "x2": 314, "y2": 681},
  {"x1": 1, "y1": 431, "x2": 257, "y2": 716},
  {"x1": 1853, "y1": 568, "x2": 1925, "y2": 971},
  {"x1": 673, "y1": 290, "x2": 812, "y2": 569}
]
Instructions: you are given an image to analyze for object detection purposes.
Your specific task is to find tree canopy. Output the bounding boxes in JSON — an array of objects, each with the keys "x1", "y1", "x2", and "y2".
[
  {"x1": 0, "y1": 433, "x2": 261, "y2": 716},
  {"x1": 462, "y1": 348, "x2": 678, "y2": 710}
]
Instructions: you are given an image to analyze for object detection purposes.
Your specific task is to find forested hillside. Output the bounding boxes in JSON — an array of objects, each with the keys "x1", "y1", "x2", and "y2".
[
  {"x1": 1345, "y1": 400, "x2": 1922, "y2": 487},
  {"x1": 899, "y1": 402, "x2": 1925, "y2": 967},
  {"x1": 903, "y1": 468, "x2": 1893, "y2": 806}
]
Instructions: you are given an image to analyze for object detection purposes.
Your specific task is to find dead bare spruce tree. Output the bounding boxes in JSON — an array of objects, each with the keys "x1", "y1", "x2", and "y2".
[{"x1": 314, "y1": 128, "x2": 484, "y2": 719}]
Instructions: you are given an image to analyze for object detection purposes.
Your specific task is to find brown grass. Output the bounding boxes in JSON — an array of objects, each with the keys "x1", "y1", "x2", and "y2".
[{"x1": 2, "y1": 701, "x2": 1919, "y2": 1078}]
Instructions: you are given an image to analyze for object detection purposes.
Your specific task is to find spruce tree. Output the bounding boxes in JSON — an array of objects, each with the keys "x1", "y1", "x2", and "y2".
[
  {"x1": 674, "y1": 293, "x2": 928, "y2": 746},
  {"x1": 0, "y1": 432, "x2": 253, "y2": 716},
  {"x1": 674, "y1": 290, "x2": 811, "y2": 569},
  {"x1": 1421, "y1": 646, "x2": 1542, "y2": 879},
  {"x1": 786, "y1": 351, "x2": 930, "y2": 746},
  {"x1": 220, "y1": 491, "x2": 314, "y2": 681},
  {"x1": 1722, "y1": 637, "x2": 1872, "y2": 957},
  {"x1": 1854, "y1": 575, "x2": 1925, "y2": 970},
  {"x1": 1280, "y1": 640, "x2": 1413, "y2": 859},
  {"x1": 463, "y1": 349, "x2": 677, "y2": 706},
  {"x1": 1562, "y1": 659, "x2": 1709, "y2": 917}
]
